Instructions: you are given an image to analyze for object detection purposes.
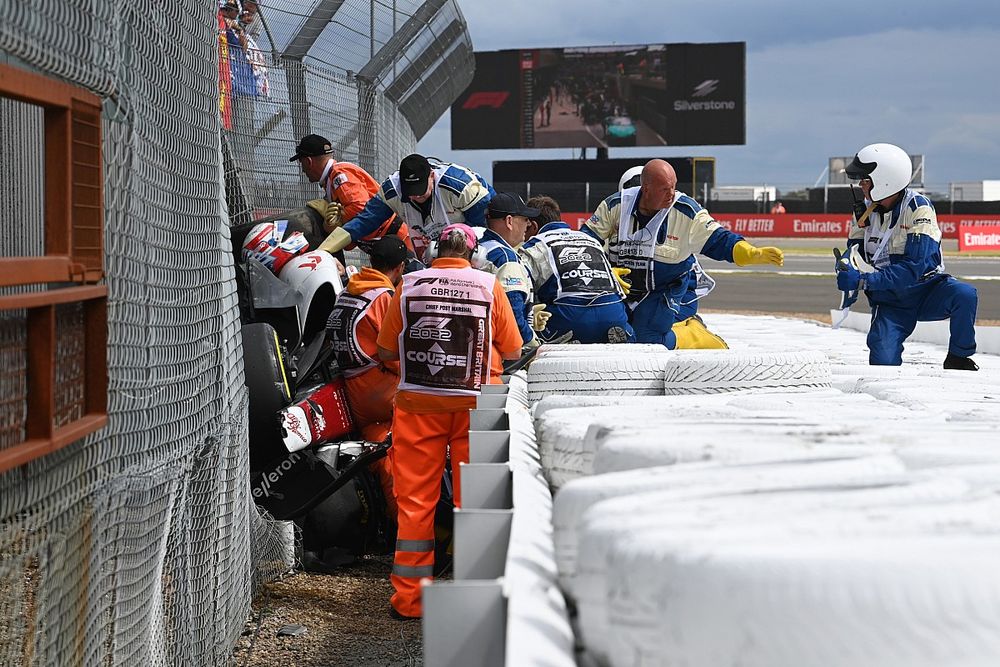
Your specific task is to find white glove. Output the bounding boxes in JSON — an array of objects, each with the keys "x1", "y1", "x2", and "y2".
[{"x1": 530, "y1": 303, "x2": 552, "y2": 332}]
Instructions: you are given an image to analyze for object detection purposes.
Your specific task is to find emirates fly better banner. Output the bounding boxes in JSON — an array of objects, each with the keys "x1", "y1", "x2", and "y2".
[{"x1": 560, "y1": 213, "x2": 1000, "y2": 246}]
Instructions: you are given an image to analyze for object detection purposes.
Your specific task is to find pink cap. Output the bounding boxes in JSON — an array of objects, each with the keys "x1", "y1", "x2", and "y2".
[{"x1": 440, "y1": 223, "x2": 477, "y2": 250}]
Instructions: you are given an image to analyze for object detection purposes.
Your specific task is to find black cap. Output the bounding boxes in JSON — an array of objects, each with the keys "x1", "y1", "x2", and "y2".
[
  {"x1": 289, "y1": 134, "x2": 333, "y2": 162},
  {"x1": 369, "y1": 236, "x2": 409, "y2": 270},
  {"x1": 398, "y1": 154, "x2": 432, "y2": 198},
  {"x1": 487, "y1": 192, "x2": 541, "y2": 219},
  {"x1": 219, "y1": 1, "x2": 239, "y2": 11}
]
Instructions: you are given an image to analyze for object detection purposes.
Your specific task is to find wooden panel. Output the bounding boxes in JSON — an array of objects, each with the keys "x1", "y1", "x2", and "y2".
[
  {"x1": 44, "y1": 106, "x2": 72, "y2": 257},
  {"x1": 0, "y1": 257, "x2": 73, "y2": 287},
  {"x1": 71, "y1": 99, "x2": 104, "y2": 273},
  {"x1": 84, "y1": 298, "x2": 108, "y2": 415},
  {"x1": 0, "y1": 63, "x2": 101, "y2": 109},
  {"x1": 25, "y1": 306, "x2": 55, "y2": 441},
  {"x1": 0, "y1": 415, "x2": 108, "y2": 473},
  {"x1": 0, "y1": 63, "x2": 108, "y2": 471},
  {"x1": 0, "y1": 285, "x2": 107, "y2": 311}
]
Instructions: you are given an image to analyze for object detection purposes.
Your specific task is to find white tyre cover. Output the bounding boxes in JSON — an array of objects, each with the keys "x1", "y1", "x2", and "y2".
[
  {"x1": 528, "y1": 354, "x2": 672, "y2": 401},
  {"x1": 829, "y1": 363, "x2": 919, "y2": 378},
  {"x1": 578, "y1": 475, "x2": 982, "y2": 664},
  {"x1": 559, "y1": 454, "x2": 907, "y2": 597},
  {"x1": 533, "y1": 393, "x2": 749, "y2": 423},
  {"x1": 898, "y1": 444, "x2": 1000, "y2": 470},
  {"x1": 662, "y1": 350, "x2": 831, "y2": 394},
  {"x1": 535, "y1": 343, "x2": 667, "y2": 359},
  {"x1": 604, "y1": 505, "x2": 1000, "y2": 667}
]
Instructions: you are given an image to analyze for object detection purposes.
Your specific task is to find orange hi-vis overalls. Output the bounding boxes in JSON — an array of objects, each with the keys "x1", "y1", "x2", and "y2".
[
  {"x1": 377, "y1": 258, "x2": 522, "y2": 618},
  {"x1": 327, "y1": 267, "x2": 400, "y2": 516},
  {"x1": 321, "y1": 160, "x2": 414, "y2": 253}
]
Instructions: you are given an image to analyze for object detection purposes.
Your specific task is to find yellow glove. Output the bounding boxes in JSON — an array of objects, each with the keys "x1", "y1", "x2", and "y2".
[
  {"x1": 530, "y1": 303, "x2": 552, "y2": 332},
  {"x1": 733, "y1": 240, "x2": 784, "y2": 267},
  {"x1": 324, "y1": 202, "x2": 344, "y2": 232},
  {"x1": 611, "y1": 267, "x2": 632, "y2": 295},
  {"x1": 318, "y1": 227, "x2": 353, "y2": 254},
  {"x1": 305, "y1": 198, "x2": 328, "y2": 217}
]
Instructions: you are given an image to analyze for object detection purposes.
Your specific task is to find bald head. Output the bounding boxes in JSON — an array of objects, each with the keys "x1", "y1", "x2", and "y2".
[{"x1": 638, "y1": 159, "x2": 678, "y2": 213}]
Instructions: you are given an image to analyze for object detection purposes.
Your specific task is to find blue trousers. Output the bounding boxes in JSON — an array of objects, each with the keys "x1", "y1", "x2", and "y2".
[
  {"x1": 867, "y1": 276, "x2": 977, "y2": 365},
  {"x1": 542, "y1": 301, "x2": 635, "y2": 344},
  {"x1": 628, "y1": 286, "x2": 699, "y2": 348}
]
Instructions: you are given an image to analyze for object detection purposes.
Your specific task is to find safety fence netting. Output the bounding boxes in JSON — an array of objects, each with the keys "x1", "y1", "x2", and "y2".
[
  {"x1": 0, "y1": 0, "x2": 471, "y2": 665},
  {"x1": 221, "y1": 0, "x2": 474, "y2": 225}
]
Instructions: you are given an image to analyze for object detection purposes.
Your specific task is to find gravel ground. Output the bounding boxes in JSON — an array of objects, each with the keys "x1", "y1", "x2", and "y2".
[{"x1": 231, "y1": 555, "x2": 423, "y2": 667}]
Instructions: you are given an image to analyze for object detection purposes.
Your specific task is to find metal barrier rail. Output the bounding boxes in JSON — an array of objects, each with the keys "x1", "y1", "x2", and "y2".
[{"x1": 423, "y1": 374, "x2": 575, "y2": 666}]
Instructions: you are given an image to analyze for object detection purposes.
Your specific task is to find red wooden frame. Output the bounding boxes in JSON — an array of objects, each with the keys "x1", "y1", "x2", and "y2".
[{"x1": 0, "y1": 64, "x2": 108, "y2": 473}]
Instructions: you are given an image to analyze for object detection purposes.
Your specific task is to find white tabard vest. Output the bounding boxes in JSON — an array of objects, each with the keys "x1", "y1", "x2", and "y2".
[
  {"x1": 390, "y1": 164, "x2": 452, "y2": 254},
  {"x1": 535, "y1": 227, "x2": 618, "y2": 302},
  {"x1": 326, "y1": 286, "x2": 392, "y2": 378},
  {"x1": 612, "y1": 188, "x2": 681, "y2": 296},
  {"x1": 863, "y1": 189, "x2": 944, "y2": 274},
  {"x1": 398, "y1": 267, "x2": 495, "y2": 396}
]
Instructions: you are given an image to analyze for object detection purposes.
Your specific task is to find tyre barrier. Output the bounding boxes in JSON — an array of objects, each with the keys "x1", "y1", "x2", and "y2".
[
  {"x1": 662, "y1": 350, "x2": 832, "y2": 395},
  {"x1": 574, "y1": 468, "x2": 999, "y2": 665},
  {"x1": 527, "y1": 354, "x2": 674, "y2": 402},
  {"x1": 534, "y1": 343, "x2": 667, "y2": 359},
  {"x1": 524, "y1": 315, "x2": 1000, "y2": 666},
  {"x1": 603, "y1": 502, "x2": 1000, "y2": 667},
  {"x1": 555, "y1": 455, "x2": 908, "y2": 601}
]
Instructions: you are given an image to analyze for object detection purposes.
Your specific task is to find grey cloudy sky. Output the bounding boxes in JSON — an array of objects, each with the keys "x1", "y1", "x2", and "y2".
[{"x1": 417, "y1": 0, "x2": 1000, "y2": 191}]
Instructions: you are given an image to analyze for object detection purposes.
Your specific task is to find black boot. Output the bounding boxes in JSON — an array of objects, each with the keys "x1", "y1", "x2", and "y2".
[{"x1": 943, "y1": 353, "x2": 979, "y2": 371}]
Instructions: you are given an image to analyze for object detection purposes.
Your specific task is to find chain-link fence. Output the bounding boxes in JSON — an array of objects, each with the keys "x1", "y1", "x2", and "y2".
[
  {"x1": 223, "y1": 0, "x2": 473, "y2": 224},
  {"x1": 0, "y1": 0, "x2": 472, "y2": 664}
]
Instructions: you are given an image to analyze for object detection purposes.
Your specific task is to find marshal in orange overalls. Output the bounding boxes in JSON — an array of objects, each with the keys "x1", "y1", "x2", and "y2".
[{"x1": 376, "y1": 257, "x2": 521, "y2": 618}]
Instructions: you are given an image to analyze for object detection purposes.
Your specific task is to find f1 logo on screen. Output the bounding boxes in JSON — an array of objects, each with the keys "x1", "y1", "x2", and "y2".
[{"x1": 462, "y1": 91, "x2": 509, "y2": 110}]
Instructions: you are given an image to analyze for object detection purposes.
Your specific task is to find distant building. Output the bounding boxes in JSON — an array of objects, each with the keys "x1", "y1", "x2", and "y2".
[
  {"x1": 710, "y1": 185, "x2": 776, "y2": 203},
  {"x1": 951, "y1": 180, "x2": 1000, "y2": 201}
]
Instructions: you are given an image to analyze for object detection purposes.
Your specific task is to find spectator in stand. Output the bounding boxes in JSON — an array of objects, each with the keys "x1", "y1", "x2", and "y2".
[
  {"x1": 377, "y1": 223, "x2": 522, "y2": 619},
  {"x1": 318, "y1": 153, "x2": 494, "y2": 261},
  {"x1": 290, "y1": 134, "x2": 413, "y2": 258},
  {"x1": 239, "y1": 6, "x2": 268, "y2": 96},
  {"x1": 770, "y1": 201, "x2": 786, "y2": 214},
  {"x1": 221, "y1": 0, "x2": 258, "y2": 200},
  {"x1": 219, "y1": 1, "x2": 241, "y2": 33},
  {"x1": 241, "y1": 0, "x2": 259, "y2": 28}
]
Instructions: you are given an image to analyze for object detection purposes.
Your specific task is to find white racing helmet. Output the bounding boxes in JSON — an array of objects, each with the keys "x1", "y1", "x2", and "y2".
[
  {"x1": 243, "y1": 220, "x2": 309, "y2": 274},
  {"x1": 619, "y1": 165, "x2": 643, "y2": 192},
  {"x1": 845, "y1": 143, "x2": 913, "y2": 200},
  {"x1": 278, "y1": 250, "x2": 344, "y2": 342}
]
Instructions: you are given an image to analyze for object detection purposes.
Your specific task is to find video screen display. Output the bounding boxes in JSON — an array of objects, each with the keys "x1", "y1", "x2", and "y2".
[{"x1": 451, "y1": 42, "x2": 745, "y2": 150}]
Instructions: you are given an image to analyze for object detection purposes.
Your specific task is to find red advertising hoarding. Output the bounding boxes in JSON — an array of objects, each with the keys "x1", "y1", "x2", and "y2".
[
  {"x1": 562, "y1": 213, "x2": 1000, "y2": 247},
  {"x1": 958, "y1": 224, "x2": 1000, "y2": 251}
]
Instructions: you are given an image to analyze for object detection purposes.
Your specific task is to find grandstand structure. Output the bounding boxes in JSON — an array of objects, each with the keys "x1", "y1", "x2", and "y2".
[{"x1": 0, "y1": 1, "x2": 472, "y2": 664}]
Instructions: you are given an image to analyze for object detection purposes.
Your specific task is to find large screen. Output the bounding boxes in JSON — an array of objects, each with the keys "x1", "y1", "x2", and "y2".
[{"x1": 451, "y1": 42, "x2": 745, "y2": 150}]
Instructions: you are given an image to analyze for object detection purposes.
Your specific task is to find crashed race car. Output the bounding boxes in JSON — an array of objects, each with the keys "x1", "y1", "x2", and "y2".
[{"x1": 235, "y1": 216, "x2": 453, "y2": 569}]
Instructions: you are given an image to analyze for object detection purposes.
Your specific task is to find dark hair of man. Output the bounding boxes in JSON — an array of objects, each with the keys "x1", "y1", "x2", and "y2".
[
  {"x1": 526, "y1": 195, "x2": 561, "y2": 225},
  {"x1": 370, "y1": 256, "x2": 400, "y2": 273}
]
